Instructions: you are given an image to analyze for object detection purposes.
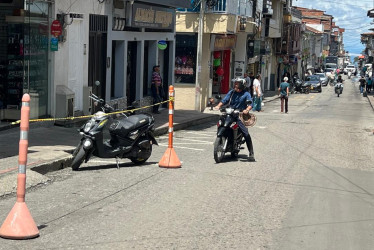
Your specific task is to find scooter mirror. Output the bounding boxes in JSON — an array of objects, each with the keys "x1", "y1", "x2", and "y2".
[
  {"x1": 95, "y1": 80, "x2": 100, "y2": 86},
  {"x1": 94, "y1": 101, "x2": 98, "y2": 107},
  {"x1": 215, "y1": 94, "x2": 222, "y2": 100}
]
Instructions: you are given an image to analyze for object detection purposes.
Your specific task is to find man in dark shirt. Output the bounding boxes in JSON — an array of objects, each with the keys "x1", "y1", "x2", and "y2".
[
  {"x1": 359, "y1": 76, "x2": 366, "y2": 94},
  {"x1": 215, "y1": 78, "x2": 255, "y2": 161}
]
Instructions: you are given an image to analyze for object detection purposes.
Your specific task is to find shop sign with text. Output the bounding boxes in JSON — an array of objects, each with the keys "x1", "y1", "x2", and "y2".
[
  {"x1": 213, "y1": 35, "x2": 236, "y2": 51},
  {"x1": 132, "y1": 3, "x2": 175, "y2": 29}
]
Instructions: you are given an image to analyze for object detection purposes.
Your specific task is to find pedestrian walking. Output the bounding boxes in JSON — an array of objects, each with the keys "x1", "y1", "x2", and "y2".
[
  {"x1": 359, "y1": 76, "x2": 366, "y2": 94},
  {"x1": 252, "y1": 74, "x2": 263, "y2": 112},
  {"x1": 278, "y1": 77, "x2": 290, "y2": 113},
  {"x1": 367, "y1": 77, "x2": 372, "y2": 93},
  {"x1": 151, "y1": 65, "x2": 164, "y2": 114}
]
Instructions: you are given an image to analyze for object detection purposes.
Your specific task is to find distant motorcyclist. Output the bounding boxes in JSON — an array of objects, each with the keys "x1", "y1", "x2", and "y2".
[
  {"x1": 214, "y1": 78, "x2": 255, "y2": 161},
  {"x1": 335, "y1": 75, "x2": 344, "y2": 95}
]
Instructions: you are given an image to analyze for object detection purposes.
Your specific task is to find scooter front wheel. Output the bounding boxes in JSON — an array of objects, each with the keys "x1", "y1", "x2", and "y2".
[
  {"x1": 71, "y1": 145, "x2": 86, "y2": 171},
  {"x1": 214, "y1": 136, "x2": 226, "y2": 163}
]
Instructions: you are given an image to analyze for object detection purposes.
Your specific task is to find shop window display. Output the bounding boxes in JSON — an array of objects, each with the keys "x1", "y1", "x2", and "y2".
[
  {"x1": 212, "y1": 51, "x2": 223, "y2": 94},
  {"x1": 174, "y1": 52, "x2": 195, "y2": 83},
  {"x1": 175, "y1": 34, "x2": 197, "y2": 84}
]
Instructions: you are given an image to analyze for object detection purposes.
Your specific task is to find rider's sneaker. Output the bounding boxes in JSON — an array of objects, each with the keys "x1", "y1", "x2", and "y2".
[{"x1": 248, "y1": 153, "x2": 255, "y2": 162}]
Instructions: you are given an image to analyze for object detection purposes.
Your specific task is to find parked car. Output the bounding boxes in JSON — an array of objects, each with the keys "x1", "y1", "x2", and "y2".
[
  {"x1": 344, "y1": 64, "x2": 356, "y2": 75},
  {"x1": 315, "y1": 73, "x2": 328, "y2": 86},
  {"x1": 304, "y1": 75, "x2": 322, "y2": 92}
]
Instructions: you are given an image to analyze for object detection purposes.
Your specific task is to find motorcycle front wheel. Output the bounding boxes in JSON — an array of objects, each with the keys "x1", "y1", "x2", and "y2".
[
  {"x1": 71, "y1": 145, "x2": 86, "y2": 171},
  {"x1": 214, "y1": 136, "x2": 226, "y2": 163}
]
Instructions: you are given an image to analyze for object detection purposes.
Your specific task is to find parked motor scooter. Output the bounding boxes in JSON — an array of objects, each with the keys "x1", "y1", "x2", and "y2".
[
  {"x1": 292, "y1": 77, "x2": 310, "y2": 94},
  {"x1": 71, "y1": 93, "x2": 158, "y2": 170}
]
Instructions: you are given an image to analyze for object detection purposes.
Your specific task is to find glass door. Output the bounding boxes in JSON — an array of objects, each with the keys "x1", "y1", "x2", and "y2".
[{"x1": 24, "y1": 1, "x2": 49, "y2": 118}]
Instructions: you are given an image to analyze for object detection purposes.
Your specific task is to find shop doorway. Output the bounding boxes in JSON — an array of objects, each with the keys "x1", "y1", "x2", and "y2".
[
  {"x1": 161, "y1": 41, "x2": 170, "y2": 105},
  {"x1": 127, "y1": 41, "x2": 137, "y2": 105},
  {"x1": 88, "y1": 14, "x2": 107, "y2": 105}
]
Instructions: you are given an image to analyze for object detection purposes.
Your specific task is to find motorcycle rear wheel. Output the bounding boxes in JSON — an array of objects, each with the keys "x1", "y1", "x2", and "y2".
[
  {"x1": 130, "y1": 144, "x2": 152, "y2": 165},
  {"x1": 214, "y1": 136, "x2": 226, "y2": 163},
  {"x1": 71, "y1": 145, "x2": 86, "y2": 171}
]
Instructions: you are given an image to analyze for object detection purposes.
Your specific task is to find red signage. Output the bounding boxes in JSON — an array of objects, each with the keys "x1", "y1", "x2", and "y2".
[{"x1": 51, "y1": 20, "x2": 62, "y2": 37}]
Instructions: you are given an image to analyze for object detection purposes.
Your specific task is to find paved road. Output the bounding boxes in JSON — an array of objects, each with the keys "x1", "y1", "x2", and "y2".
[{"x1": 0, "y1": 77, "x2": 373, "y2": 249}]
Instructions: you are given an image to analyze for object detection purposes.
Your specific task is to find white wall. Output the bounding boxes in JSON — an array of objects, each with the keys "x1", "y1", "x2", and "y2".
[{"x1": 52, "y1": 0, "x2": 108, "y2": 115}]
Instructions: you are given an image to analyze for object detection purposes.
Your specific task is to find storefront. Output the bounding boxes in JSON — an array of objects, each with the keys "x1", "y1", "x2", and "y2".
[
  {"x1": 108, "y1": 0, "x2": 189, "y2": 109},
  {"x1": 211, "y1": 34, "x2": 236, "y2": 94},
  {"x1": 246, "y1": 38, "x2": 261, "y2": 79},
  {"x1": 0, "y1": 0, "x2": 50, "y2": 121}
]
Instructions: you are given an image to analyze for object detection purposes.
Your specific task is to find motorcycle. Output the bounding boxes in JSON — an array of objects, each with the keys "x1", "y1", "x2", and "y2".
[
  {"x1": 335, "y1": 82, "x2": 343, "y2": 97},
  {"x1": 71, "y1": 93, "x2": 158, "y2": 170},
  {"x1": 292, "y1": 77, "x2": 310, "y2": 94},
  {"x1": 328, "y1": 74, "x2": 336, "y2": 86},
  {"x1": 213, "y1": 102, "x2": 251, "y2": 163}
]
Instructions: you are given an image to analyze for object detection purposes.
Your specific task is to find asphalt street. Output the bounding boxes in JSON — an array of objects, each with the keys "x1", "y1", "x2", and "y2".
[{"x1": 0, "y1": 76, "x2": 374, "y2": 249}]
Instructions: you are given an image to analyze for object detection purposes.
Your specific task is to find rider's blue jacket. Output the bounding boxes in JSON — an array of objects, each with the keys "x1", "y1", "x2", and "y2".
[{"x1": 221, "y1": 90, "x2": 252, "y2": 110}]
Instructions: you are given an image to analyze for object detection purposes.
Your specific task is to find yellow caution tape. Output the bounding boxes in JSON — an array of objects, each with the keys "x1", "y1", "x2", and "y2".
[{"x1": 11, "y1": 97, "x2": 174, "y2": 125}]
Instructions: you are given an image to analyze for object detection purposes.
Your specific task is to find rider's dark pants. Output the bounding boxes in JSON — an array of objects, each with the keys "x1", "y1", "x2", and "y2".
[{"x1": 237, "y1": 119, "x2": 254, "y2": 155}]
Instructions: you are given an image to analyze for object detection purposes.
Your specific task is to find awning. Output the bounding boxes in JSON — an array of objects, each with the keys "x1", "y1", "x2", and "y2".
[{"x1": 138, "y1": 0, "x2": 191, "y2": 8}]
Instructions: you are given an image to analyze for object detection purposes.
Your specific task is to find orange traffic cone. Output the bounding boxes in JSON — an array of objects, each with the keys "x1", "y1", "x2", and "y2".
[
  {"x1": 158, "y1": 86, "x2": 181, "y2": 168},
  {"x1": 0, "y1": 94, "x2": 39, "y2": 239},
  {"x1": 0, "y1": 200, "x2": 39, "y2": 239},
  {"x1": 159, "y1": 147, "x2": 181, "y2": 168}
]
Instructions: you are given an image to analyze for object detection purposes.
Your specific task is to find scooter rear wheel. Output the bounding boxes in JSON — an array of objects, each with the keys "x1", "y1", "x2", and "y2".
[
  {"x1": 71, "y1": 145, "x2": 86, "y2": 171},
  {"x1": 130, "y1": 144, "x2": 152, "y2": 165},
  {"x1": 214, "y1": 136, "x2": 226, "y2": 163}
]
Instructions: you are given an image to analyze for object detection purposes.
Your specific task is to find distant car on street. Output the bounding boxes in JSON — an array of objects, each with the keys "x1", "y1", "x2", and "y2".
[
  {"x1": 304, "y1": 75, "x2": 322, "y2": 92},
  {"x1": 315, "y1": 73, "x2": 328, "y2": 86},
  {"x1": 344, "y1": 64, "x2": 356, "y2": 75}
]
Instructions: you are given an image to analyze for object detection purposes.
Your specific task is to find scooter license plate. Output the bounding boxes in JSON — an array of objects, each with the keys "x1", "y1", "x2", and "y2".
[{"x1": 310, "y1": 86, "x2": 313, "y2": 89}]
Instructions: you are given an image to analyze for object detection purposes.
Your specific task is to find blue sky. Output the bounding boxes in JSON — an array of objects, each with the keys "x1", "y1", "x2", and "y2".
[{"x1": 293, "y1": 0, "x2": 374, "y2": 58}]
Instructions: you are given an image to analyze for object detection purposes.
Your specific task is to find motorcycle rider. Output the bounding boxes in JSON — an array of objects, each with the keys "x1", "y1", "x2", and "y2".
[
  {"x1": 214, "y1": 78, "x2": 255, "y2": 161},
  {"x1": 336, "y1": 74, "x2": 344, "y2": 93}
]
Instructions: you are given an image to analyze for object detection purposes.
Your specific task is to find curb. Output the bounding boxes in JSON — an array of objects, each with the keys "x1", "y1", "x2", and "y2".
[{"x1": 30, "y1": 114, "x2": 220, "y2": 175}]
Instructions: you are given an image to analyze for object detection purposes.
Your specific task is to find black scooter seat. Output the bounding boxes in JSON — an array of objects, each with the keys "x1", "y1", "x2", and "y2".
[{"x1": 109, "y1": 114, "x2": 153, "y2": 137}]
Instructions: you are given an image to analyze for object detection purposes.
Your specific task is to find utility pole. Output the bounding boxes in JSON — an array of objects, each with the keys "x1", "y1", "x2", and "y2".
[{"x1": 195, "y1": 0, "x2": 204, "y2": 111}]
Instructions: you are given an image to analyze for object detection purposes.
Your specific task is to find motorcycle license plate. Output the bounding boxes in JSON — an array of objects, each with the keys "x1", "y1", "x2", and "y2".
[{"x1": 311, "y1": 86, "x2": 313, "y2": 89}]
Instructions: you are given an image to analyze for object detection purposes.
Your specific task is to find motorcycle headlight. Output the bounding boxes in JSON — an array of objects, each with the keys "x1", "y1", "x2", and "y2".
[
  {"x1": 84, "y1": 120, "x2": 94, "y2": 133},
  {"x1": 225, "y1": 108, "x2": 234, "y2": 114}
]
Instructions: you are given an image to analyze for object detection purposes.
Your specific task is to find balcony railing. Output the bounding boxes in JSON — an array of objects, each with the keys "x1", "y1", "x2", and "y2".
[{"x1": 178, "y1": 0, "x2": 254, "y2": 17}]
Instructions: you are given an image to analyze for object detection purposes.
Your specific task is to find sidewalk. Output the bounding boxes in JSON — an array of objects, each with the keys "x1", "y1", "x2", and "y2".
[{"x1": 0, "y1": 91, "x2": 277, "y2": 197}]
